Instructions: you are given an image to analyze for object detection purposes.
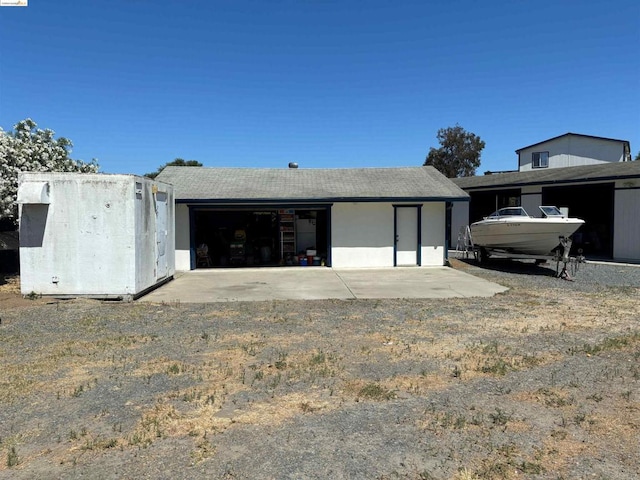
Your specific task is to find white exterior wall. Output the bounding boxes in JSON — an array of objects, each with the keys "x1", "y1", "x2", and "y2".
[
  {"x1": 613, "y1": 182, "x2": 640, "y2": 262},
  {"x1": 331, "y1": 203, "x2": 394, "y2": 267},
  {"x1": 19, "y1": 173, "x2": 174, "y2": 297},
  {"x1": 421, "y1": 202, "x2": 446, "y2": 266},
  {"x1": 331, "y1": 202, "x2": 447, "y2": 267},
  {"x1": 175, "y1": 203, "x2": 191, "y2": 270},
  {"x1": 519, "y1": 136, "x2": 627, "y2": 171}
]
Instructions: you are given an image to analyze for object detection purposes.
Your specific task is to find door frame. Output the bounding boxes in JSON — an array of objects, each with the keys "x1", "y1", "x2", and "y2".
[{"x1": 393, "y1": 204, "x2": 422, "y2": 266}]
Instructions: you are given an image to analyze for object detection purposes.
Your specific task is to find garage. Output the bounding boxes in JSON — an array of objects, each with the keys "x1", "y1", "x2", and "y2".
[
  {"x1": 157, "y1": 166, "x2": 469, "y2": 270},
  {"x1": 192, "y1": 207, "x2": 329, "y2": 268},
  {"x1": 452, "y1": 162, "x2": 640, "y2": 261}
]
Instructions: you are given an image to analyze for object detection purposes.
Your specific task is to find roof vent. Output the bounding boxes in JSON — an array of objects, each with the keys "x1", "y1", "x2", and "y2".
[{"x1": 288, "y1": 162, "x2": 298, "y2": 169}]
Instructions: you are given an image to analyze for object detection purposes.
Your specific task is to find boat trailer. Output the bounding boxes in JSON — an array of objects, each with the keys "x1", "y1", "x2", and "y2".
[{"x1": 455, "y1": 226, "x2": 586, "y2": 280}]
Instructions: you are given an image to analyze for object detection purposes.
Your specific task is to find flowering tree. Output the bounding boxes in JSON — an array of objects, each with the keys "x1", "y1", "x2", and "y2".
[{"x1": 0, "y1": 119, "x2": 99, "y2": 225}]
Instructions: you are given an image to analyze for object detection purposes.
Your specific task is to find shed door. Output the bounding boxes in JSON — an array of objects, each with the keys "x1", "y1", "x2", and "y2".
[
  {"x1": 156, "y1": 191, "x2": 168, "y2": 279},
  {"x1": 395, "y1": 206, "x2": 420, "y2": 266}
]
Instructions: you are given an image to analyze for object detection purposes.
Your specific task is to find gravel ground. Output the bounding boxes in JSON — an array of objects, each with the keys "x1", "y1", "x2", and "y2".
[{"x1": 1, "y1": 260, "x2": 639, "y2": 480}]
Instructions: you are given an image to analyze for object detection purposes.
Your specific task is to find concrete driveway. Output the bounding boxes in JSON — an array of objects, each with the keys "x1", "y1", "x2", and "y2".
[{"x1": 138, "y1": 267, "x2": 508, "y2": 303}]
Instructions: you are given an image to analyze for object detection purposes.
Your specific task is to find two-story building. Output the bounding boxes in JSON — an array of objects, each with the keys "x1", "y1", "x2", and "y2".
[{"x1": 517, "y1": 133, "x2": 631, "y2": 171}]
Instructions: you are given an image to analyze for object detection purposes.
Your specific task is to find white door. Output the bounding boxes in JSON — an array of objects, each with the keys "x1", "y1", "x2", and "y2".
[
  {"x1": 155, "y1": 191, "x2": 168, "y2": 279},
  {"x1": 395, "y1": 206, "x2": 419, "y2": 266}
]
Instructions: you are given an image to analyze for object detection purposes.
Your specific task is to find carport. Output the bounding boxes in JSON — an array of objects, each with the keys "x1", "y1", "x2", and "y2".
[{"x1": 138, "y1": 267, "x2": 508, "y2": 303}]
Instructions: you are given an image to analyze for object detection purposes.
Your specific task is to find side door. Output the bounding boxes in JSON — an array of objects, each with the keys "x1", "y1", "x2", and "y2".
[{"x1": 394, "y1": 205, "x2": 421, "y2": 266}]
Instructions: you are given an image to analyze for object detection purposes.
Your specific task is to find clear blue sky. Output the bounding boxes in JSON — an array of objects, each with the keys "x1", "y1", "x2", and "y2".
[{"x1": 1, "y1": 0, "x2": 638, "y2": 175}]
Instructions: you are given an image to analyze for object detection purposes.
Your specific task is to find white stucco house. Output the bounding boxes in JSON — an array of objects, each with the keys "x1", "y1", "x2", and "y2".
[
  {"x1": 155, "y1": 166, "x2": 469, "y2": 270},
  {"x1": 450, "y1": 133, "x2": 639, "y2": 262}
]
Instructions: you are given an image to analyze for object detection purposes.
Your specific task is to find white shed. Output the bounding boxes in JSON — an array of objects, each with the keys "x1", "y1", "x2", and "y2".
[{"x1": 18, "y1": 173, "x2": 175, "y2": 300}]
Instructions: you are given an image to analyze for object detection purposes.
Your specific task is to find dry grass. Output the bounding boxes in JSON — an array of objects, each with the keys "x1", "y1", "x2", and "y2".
[{"x1": 1, "y1": 271, "x2": 639, "y2": 478}]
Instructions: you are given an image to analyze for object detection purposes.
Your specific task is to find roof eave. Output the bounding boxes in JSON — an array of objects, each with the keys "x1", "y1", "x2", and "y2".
[
  {"x1": 175, "y1": 195, "x2": 470, "y2": 204},
  {"x1": 461, "y1": 172, "x2": 640, "y2": 191}
]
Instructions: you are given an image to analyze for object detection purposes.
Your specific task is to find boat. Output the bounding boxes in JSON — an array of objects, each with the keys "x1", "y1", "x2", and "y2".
[{"x1": 469, "y1": 206, "x2": 585, "y2": 257}]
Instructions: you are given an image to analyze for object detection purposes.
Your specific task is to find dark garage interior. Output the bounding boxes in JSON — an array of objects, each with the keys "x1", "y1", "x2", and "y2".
[
  {"x1": 542, "y1": 183, "x2": 614, "y2": 258},
  {"x1": 192, "y1": 208, "x2": 328, "y2": 268},
  {"x1": 469, "y1": 189, "x2": 522, "y2": 223}
]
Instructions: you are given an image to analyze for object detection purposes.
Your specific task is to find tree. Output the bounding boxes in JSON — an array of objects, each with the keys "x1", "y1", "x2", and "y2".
[
  {"x1": 0, "y1": 119, "x2": 99, "y2": 225},
  {"x1": 145, "y1": 158, "x2": 203, "y2": 179},
  {"x1": 424, "y1": 125, "x2": 485, "y2": 178},
  {"x1": 635, "y1": 151, "x2": 640, "y2": 161}
]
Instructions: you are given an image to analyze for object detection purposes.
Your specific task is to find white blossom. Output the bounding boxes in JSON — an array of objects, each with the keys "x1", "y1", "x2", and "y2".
[{"x1": 0, "y1": 119, "x2": 99, "y2": 225}]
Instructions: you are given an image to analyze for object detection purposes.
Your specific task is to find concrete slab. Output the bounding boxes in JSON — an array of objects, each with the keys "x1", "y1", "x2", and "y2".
[
  {"x1": 139, "y1": 267, "x2": 508, "y2": 303},
  {"x1": 334, "y1": 267, "x2": 509, "y2": 299}
]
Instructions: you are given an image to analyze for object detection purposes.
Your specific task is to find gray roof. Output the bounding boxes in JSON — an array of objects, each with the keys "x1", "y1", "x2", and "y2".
[
  {"x1": 453, "y1": 161, "x2": 640, "y2": 190},
  {"x1": 156, "y1": 166, "x2": 469, "y2": 203}
]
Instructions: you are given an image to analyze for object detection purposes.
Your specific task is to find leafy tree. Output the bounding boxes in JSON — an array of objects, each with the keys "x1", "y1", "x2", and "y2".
[
  {"x1": 424, "y1": 125, "x2": 485, "y2": 178},
  {"x1": 635, "y1": 151, "x2": 640, "y2": 161},
  {"x1": 0, "y1": 119, "x2": 99, "y2": 225},
  {"x1": 145, "y1": 158, "x2": 203, "y2": 179}
]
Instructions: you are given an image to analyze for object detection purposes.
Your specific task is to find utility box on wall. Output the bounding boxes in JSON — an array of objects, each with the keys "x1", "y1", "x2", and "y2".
[{"x1": 18, "y1": 173, "x2": 175, "y2": 300}]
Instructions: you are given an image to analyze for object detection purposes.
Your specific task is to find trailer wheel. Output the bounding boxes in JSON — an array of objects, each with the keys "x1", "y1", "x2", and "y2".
[{"x1": 477, "y1": 247, "x2": 489, "y2": 265}]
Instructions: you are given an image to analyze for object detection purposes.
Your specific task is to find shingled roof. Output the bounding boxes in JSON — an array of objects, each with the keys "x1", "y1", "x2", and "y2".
[
  {"x1": 453, "y1": 161, "x2": 640, "y2": 190},
  {"x1": 156, "y1": 166, "x2": 469, "y2": 203}
]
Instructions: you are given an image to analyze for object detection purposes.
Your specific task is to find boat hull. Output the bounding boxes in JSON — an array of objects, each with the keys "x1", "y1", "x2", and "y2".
[{"x1": 470, "y1": 218, "x2": 584, "y2": 256}]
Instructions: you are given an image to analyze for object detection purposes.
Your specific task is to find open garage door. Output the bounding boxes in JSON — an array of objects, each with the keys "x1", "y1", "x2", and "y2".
[
  {"x1": 192, "y1": 207, "x2": 329, "y2": 268},
  {"x1": 542, "y1": 183, "x2": 614, "y2": 258}
]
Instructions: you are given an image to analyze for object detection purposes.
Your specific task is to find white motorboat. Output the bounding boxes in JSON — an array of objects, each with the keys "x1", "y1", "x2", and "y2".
[{"x1": 469, "y1": 206, "x2": 585, "y2": 256}]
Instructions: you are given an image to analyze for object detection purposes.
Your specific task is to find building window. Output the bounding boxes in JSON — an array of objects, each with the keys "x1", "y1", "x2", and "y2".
[{"x1": 532, "y1": 151, "x2": 549, "y2": 168}]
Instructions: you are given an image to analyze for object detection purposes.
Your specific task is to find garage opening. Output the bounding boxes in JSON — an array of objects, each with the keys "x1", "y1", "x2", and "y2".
[
  {"x1": 542, "y1": 183, "x2": 614, "y2": 258},
  {"x1": 192, "y1": 207, "x2": 329, "y2": 268}
]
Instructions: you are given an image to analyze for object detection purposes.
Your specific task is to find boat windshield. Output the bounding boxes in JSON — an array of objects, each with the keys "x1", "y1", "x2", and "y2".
[
  {"x1": 486, "y1": 207, "x2": 529, "y2": 218},
  {"x1": 539, "y1": 206, "x2": 564, "y2": 218}
]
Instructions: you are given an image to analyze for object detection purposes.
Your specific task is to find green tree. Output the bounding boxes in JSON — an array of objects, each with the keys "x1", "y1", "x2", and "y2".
[
  {"x1": 634, "y1": 151, "x2": 640, "y2": 161},
  {"x1": 424, "y1": 125, "x2": 485, "y2": 178},
  {"x1": 145, "y1": 158, "x2": 203, "y2": 179},
  {"x1": 0, "y1": 119, "x2": 98, "y2": 225}
]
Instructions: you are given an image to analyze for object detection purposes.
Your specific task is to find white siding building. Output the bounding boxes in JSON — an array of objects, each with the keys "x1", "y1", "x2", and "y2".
[{"x1": 517, "y1": 133, "x2": 631, "y2": 171}]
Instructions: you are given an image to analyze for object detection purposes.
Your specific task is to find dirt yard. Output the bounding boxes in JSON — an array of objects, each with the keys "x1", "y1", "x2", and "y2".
[{"x1": 1, "y1": 261, "x2": 639, "y2": 479}]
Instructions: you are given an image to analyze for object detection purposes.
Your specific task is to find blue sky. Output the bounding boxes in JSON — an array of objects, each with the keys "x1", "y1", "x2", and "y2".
[{"x1": 1, "y1": 0, "x2": 638, "y2": 175}]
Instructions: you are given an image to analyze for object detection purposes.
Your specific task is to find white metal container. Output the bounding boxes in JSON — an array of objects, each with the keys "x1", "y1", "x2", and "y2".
[{"x1": 18, "y1": 172, "x2": 175, "y2": 300}]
